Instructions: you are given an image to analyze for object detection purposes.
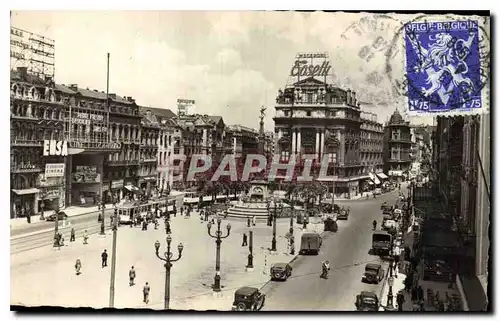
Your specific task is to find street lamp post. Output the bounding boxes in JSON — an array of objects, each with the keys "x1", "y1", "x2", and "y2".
[
  {"x1": 109, "y1": 207, "x2": 119, "y2": 308},
  {"x1": 207, "y1": 217, "x2": 231, "y2": 292},
  {"x1": 154, "y1": 235, "x2": 184, "y2": 310},
  {"x1": 266, "y1": 201, "x2": 271, "y2": 226},
  {"x1": 246, "y1": 229, "x2": 254, "y2": 270},
  {"x1": 53, "y1": 204, "x2": 60, "y2": 247},
  {"x1": 100, "y1": 200, "x2": 106, "y2": 235},
  {"x1": 271, "y1": 202, "x2": 281, "y2": 252}
]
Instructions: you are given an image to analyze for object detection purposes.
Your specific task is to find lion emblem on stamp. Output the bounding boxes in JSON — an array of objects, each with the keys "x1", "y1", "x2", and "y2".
[{"x1": 404, "y1": 20, "x2": 482, "y2": 114}]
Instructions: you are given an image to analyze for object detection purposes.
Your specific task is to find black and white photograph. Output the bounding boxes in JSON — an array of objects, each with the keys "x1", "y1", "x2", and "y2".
[{"x1": 8, "y1": 9, "x2": 491, "y2": 312}]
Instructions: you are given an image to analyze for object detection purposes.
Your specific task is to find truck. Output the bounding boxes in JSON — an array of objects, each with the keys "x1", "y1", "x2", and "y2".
[{"x1": 372, "y1": 231, "x2": 392, "y2": 255}]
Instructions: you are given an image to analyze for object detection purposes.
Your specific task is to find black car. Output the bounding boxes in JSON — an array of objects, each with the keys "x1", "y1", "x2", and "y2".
[
  {"x1": 46, "y1": 211, "x2": 68, "y2": 222},
  {"x1": 355, "y1": 291, "x2": 380, "y2": 311},
  {"x1": 231, "y1": 287, "x2": 266, "y2": 311},
  {"x1": 337, "y1": 208, "x2": 349, "y2": 220},
  {"x1": 324, "y1": 217, "x2": 338, "y2": 232},
  {"x1": 270, "y1": 263, "x2": 293, "y2": 281}
]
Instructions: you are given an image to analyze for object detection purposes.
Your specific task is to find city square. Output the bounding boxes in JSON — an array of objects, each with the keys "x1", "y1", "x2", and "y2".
[{"x1": 10, "y1": 11, "x2": 490, "y2": 312}]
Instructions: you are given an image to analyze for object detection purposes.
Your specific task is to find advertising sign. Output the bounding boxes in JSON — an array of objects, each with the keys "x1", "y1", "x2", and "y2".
[
  {"x1": 71, "y1": 111, "x2": 107, "y2": 132},
  {"x1": 43, "y1": 140, "x2": 68, "y2": 157},
  {"x1": 111, "y1": 179, "x2": 124, "y2": 189},
  {"x1": 10, "y1": 27, "x2": 55, "y2": 78},
  {"x1": 45, "y1": 163, "x2": 65, "y2": 178},
  {"x1": 177, "y1": 99, "x2": 196, "y2": 116},
  {"x1": 72, "y1": 165, "x2": 101, "y2": 183}
]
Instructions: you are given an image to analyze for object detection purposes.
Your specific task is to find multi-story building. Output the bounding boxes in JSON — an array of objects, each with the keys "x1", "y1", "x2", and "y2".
[
  {"x1": 138, "y1": 108, "x2": 161, "y2": 193},
  {"x1": 227, "y1": 125, "x2": 259, "y2": 158},
  {"x1": 10, "y1": 67, "x2": 68, "y2": 217},
  {"x1": 274, "y1": 76, "x2": 366, "y2": 198},
  {"x1": 432, "y1": 114, "x2": 489, "y2": 311},
  {"x1": 383, "y1": 110, "x2": 412, "y2": 182},
  {"x1": 359, "y1": 111, "x2": 386, "y2": 192},
  {"x1": 63, "y1": 84, "x2": 134, "y2": 206}
]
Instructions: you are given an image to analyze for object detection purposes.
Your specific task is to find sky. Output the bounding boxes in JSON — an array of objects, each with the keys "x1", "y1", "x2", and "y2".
[{"x1": 11, "y1": 11, "x2": 436, "y2": 129}]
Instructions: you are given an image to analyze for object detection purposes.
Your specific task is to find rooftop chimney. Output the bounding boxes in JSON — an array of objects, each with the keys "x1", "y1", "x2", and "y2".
[
  {"x1": 127, "y1": 96, "x2": 135, "y2": 103},
  {"x1": 68, "y1": 84, "x2": 78, "y2": 91},
  {"x1": 109, "y1": 93, "x2": 117, "y2": 99}
]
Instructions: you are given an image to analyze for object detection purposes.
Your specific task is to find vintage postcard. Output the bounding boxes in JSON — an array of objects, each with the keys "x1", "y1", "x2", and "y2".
[{"x1": 9, "y1": 11, "x2": 490, "y2": 312}]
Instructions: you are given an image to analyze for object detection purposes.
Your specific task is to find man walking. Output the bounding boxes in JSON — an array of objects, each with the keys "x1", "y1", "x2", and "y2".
[
  {"x1": 83, "y1": 230, "x2": 89, "y2": 244},
  {"x1": 129, "y1": 266, "x2": 136, "y2": 286},
  {"x1": 70, "y1": 228, "x2": 76, "y2": 242},
  {"x1": 143, "y1": 282, "x2": 150, "y2": 304},
  {"x1": 101, "y1": 249, "x2": 108, "y2": 268},
  {"x1": 165, "y1": 220, "x2": 171, "y2": 234}
]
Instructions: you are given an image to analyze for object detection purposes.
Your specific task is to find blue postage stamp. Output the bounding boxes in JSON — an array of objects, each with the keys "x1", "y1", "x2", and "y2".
[{"x1": 404, "y1": 20, "x2": 483, "y2": 115}]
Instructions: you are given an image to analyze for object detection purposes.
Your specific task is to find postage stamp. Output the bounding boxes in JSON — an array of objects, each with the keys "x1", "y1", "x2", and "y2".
[{"x1": 402, "y1": 19, "x2": 490, "y2": 116}]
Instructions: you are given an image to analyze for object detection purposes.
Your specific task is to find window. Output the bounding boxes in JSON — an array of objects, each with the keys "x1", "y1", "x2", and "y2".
[
  {"x1": 281, "y1": 150, "x2": 290, "y2": 162},
  {"x1": 307, "y1": 93, "x2": 313, "y2": 103},
  {"x1": 284, "y1": 111, "x2": 289, "y2": 117},
  {"x1": 328, "y1": 152, "x2": 337, "y2": 164},
  {"x1": 306, "y1": 111, "x2": 311, "y2": 117}
]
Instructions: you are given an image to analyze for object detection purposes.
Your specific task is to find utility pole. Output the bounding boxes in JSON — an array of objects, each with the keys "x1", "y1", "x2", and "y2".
[
  {"x1": 100, "y1": 52, "x2": 110, "y2": 236},
  {"x1": 109, "y1": 207, "x2": 118, "y2": 308}
]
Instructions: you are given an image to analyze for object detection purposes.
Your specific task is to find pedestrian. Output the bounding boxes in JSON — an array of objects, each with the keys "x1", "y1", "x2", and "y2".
[
  {"x1": 75, "y1": 259, "x2": 82, "y2": 275},
  {"x1": 59, "y1": 233, "x2": 65, "y2": 246},
  {"x1": 173, "y1": 205, "x2": 177, "y2": 217},
  {"x1": 70, "y1": 228, "x2": 76, "y2": 242},
  {"x1": 129, "y1": 266, "x2": 136, "y2": 286},
  {"x1": 252, "y1": 216, "x2": 256, "y2": 226},
  {"x1": 396, "y1": 290, "x2": 405, "y2": 311},
  {"x1": 143, "y1": 282, "x2": 150, "y2": 304},
  {"x1": 247, "y1": 216, "x2": 251, "y2": 227},
  {"x1": 101, "y1": 249, "x2": 108, "y2": 268},
  {"x1": 242, "y1": 233, "x2": 248, "y2": 247},
  {"x1": 204, "y1": 211, "x2": 209, "y2": 222},
  {"x1": 83, "y1": 230, "x2": 89, "y2": 244}
]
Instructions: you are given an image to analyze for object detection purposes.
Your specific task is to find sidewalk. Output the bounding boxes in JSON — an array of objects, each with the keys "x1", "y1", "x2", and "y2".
[
  {"x1": 11, "y1": 211, "x2": 322, "y2": 310},
  {"x1": 10, "y1": 205, "x2": 102, "y2": 229}
]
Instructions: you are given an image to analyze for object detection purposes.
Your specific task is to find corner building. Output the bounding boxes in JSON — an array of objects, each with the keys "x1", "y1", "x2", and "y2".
[
  {"x1": 273, "y1": 77, "x2": 369, "y2": 198},
  {"x1": 383, "y1": 110, "x2": 412, "y2": 182}
]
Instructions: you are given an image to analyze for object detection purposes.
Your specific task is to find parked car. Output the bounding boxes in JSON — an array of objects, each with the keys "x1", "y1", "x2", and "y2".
[
  {"x1": 383, "y1": 219, "x2": 397, "y2": 231},
  {"x1": 362, "y1": 263, "x2": 385, "y2": 284},
  {"x1": 380, "y1": 202, "x2": 389, "y2": 210},
  {"x1": 337, "y1": 208, "x2": 350, "y2": 220},
  {"x1": 46, "y1": 211, "x2": 68, "y2": 222},
  {"x1": 355, "y1": 291, "x2": 380, "y2": 311},
  {"x1": 270, "y1": 263, "x2": 293, "y2": 281},
  {"x1": 323, "y1": 217, "x2": 338, "y2": 232},
  {"x1": 231, "y1": 287, "x2": 266, "y2": 311}
]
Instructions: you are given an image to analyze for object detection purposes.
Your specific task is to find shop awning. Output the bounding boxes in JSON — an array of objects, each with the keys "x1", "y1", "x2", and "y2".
[
  {"x1": 377, "y1": 172, "x2": 389, "y2": 180},
  {"x1": 12, "y1": 188, "x2": 40, "y2": 195},
  {"x1": 368, "y1": 173, "x2": 381, "y2": 185},
  {"x1": 124, "y1": 185, "x2": 140, "y2": 192}
]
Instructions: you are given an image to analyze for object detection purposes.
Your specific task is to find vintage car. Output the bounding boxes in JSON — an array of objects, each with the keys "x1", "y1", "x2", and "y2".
[
  {"x1": 337, "y1": 208, "x2": 350, "y2": 220},
  {"x1": 324, "y1": 217, "x2": 338, "y2": 232},
  {"x1": 362, "y1": 263, "x2": 385, "y2": 284},
  {"x1": 270, "y1": 263, "x2": 293, "y2": 281},
  {"x1": 355, "y1": 291, "x2": 380, "y2": 311},
  {"x1": 380, "y1": 202, "x2": 389, "y2": 210},
  {"x1": 383, "y1": 219, "x2": 397, "y2": 231},
  {"x1": 46, "y1": 211, "x2": 68, "y2": 222},
  {"x1": 300, "y1": 232, "x2": 322, "y2": 255},
  {"x1": 231, "y1": 286, "x2": 266, "y2": 311}
]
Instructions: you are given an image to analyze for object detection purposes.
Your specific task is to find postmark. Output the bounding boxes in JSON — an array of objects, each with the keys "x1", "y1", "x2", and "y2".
[{"x1": 386, "y1": 15, "x2": 490, "y2": 117}]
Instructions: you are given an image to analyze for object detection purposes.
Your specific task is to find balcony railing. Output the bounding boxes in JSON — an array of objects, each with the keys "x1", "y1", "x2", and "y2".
[
  {"x1": 11, "y1": 165, "x2": 43, "y2": 173},
  {"x1": 140, "y1": 158, "x2": 157, "y2": 163},
  {"x1": 389, "y1": 137, "x2": 412, "y2": 143},
  {"x1": 10, "y1": 114, "x2": 40, "y2": 121},
  {"x1": 11, "y1": 139, "x2": 43, "y2": 147},
  {"x1": 69, "y1": 141, "x2": 121, "y2": 150}
]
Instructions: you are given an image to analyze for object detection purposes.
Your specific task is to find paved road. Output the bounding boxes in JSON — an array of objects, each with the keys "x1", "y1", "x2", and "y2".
[
  {"x1": 10, "y1": 208, "x2": 114, "y2": 238},
  {"x1": 260, "y1": 189, "x2": 403, "y2": 311}
]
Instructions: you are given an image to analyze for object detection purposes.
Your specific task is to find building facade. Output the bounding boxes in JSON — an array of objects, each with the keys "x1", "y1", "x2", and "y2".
[
  {"x1": 383, "y1": 110, "x2": 412, "y2": 182},
  {"x1": 138, "y1": 108, "x2": 161, "y2": 193},
  {"x1": 273, "y1": 76, "x2": 372, "y2": 198},
  {"x1": 359, "y1": 111, "x2": 386, "y2": 192},
  {"x1": 433, "y1": 114, "x2": 489, "y2": 311},
  {"x1": 10, "y1": 67, "x2": 67, "y2": 217}
]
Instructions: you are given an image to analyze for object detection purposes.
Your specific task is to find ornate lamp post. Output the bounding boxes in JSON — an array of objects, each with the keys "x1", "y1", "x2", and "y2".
[
  {"x1": 246, "y1": 227, "x2": 254, "y2": 271},
  {"x1": 154, "y1": 235, "x2": 184, "y2": 309},
  {"x1": 271, "y1": 202, "x2": 282, "y2": 252},
  {"x1": 386, "y1": 235, "x2": 396, "y2": 311},
  {"x1": 52, "y1": 203, "x2": 60, "y2": 247},
  {"x1": 207, "y1": 217, "x2": 231, "y2": 292},
  {"x1": 266, "y1": 200, "x2": 271, "y2": 226}
]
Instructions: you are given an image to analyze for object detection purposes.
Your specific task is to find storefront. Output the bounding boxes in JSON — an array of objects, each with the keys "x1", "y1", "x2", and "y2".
[
  {"x1": 108, "y1": 179, "x2": 124, "y2": 203},
  {"x1": 69, "y1": 154, "x2": 104, "y2": 206},
  {"x1": 124, "y1": 181, "x2": 140, "y2": 201},
  {"x1": 11, "y1": 188, "x2": 39, "y2": 218},
  {"x1": 139, "y1": 175, "x2": 157, "y2": 197}
]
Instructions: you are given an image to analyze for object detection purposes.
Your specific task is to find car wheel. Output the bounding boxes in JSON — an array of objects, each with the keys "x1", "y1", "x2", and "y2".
[{"x1": 236, "y1": 302, "x2": 246, "y2": 311}]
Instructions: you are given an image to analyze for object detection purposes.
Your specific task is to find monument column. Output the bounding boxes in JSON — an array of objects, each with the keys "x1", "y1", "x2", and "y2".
[
  {"x1": 296, "y1": 128, "x2": 301, "y2": 156},
  {"x1": 315, "y1": 129, "x2": 320, "y2": 160}
]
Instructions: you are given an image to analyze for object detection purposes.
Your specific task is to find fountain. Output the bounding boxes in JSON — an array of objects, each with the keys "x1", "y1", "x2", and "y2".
[{"x1": 226, "y1": 180, "x2": 290, "y2": 221}]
